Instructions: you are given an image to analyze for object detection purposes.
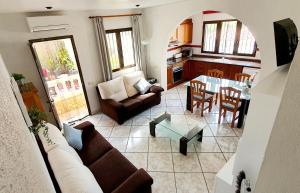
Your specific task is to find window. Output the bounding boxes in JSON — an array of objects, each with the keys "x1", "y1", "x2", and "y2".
[
  {"x1": 106, "y1": 28, "x2": 135, "y2": 72},
  {"x1": 202, "y1": 20, "x2": 257, "y2": 56}
]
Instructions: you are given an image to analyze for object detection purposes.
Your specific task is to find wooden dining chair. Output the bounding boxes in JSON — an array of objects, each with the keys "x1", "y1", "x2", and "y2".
[
  {"x1": 218, "y1": 87, "x2": 242, "y2": 128},
  {"x1": 190, "y1": 80, "x2": 214, "y2": 116},
  {"x1": 235, "y1": 73, "x2": 251, "y2": 82},
  {"x1": 207, "y1": 69, "x2": 224, "y2": 105}
]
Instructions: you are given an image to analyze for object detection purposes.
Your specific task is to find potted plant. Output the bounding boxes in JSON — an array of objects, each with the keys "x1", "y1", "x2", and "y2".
[
  {"x1": 28, "y1": 106, "x2": 53, "y2": 144},
  {"x1": 12, "y1": 73, "x2": 25, "y2": 86}
]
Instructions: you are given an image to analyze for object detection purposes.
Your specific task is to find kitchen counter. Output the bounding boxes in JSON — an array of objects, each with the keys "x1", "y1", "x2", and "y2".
[{"x1": 167, "y1": 56, "x2": 261, "y2": 69}]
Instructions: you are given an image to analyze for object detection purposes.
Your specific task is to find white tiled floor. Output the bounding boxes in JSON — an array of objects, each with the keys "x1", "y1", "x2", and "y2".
[{"x1": 79, "y1": 83, "x2": 244, "y2": 193}]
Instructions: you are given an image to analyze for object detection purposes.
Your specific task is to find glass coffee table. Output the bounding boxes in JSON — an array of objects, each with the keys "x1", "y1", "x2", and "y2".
[{"x1": 149, "y1": 112, "x2": 206, "y2": 155}]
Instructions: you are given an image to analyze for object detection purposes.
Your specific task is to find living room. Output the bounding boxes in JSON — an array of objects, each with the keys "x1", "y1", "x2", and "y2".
[{"x1": 1, "y1": 0, "x2": 300, "y2": 193}]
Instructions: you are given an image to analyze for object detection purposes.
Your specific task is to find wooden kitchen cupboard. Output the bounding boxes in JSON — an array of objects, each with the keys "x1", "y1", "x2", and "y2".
[
  {"x1": 177, "y1": 19, "x2": 193, "y2": 44},
  {"x1": 167, "y1": 66, "x2": 173, "y2": 89}
]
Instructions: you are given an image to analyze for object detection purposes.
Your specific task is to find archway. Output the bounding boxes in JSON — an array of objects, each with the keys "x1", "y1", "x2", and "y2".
[{"x1": 164, "y1": 11, "x2": 261, "y2": 90}]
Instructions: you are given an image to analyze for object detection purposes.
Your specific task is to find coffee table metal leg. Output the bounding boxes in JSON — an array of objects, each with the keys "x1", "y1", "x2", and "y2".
[
  {"x1": 197, "y1": 129, "x2": 203, "y2": 142},
  {"x1": 149, "y1": 121, "x2": 156, "y2": 137},
  {"x1": 180, "y1": 137, "x2": 188, "y2": 156}
]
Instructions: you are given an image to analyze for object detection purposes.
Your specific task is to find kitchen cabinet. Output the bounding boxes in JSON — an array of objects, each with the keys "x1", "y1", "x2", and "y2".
[
  {"x1": 169, "y1": 19, "x2": 193, "y2": 45},
  {"x1": 183, "y1": 60, "x2": 190, "y2": 80},
  {"x1": 167, "y1": 66, "x2": 173, "y2": 89},
  {"x1": 178, "y1": 19, "x2": 193, "y2": 44}
]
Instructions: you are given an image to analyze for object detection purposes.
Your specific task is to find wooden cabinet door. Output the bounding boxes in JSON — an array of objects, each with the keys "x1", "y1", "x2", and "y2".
[
  {"x1": 167, "y1": 66, "x2": 173, "y2": 88},
  {"x1": 189, "y1": 61, "x2": 207, "y2": 79},
  {"x1": 183, "y1": 61, "x2": 190, "y2": 80},
  {"x1": 177, "y1": 19, "x2": 193, "y2": 44}
]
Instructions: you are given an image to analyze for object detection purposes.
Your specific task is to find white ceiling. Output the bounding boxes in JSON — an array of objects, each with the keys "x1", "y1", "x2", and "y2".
[{"x1": 0, "y1": 0, "x2": 185, "y2": 13}]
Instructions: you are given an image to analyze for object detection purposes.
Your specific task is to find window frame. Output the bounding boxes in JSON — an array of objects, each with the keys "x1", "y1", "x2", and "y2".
[
  {"x1": 201, "y1": 19, "x2": 257, "y2": 57},
  {"x1": 105, "y1": 27, "x2": 135, "y2": 72}
]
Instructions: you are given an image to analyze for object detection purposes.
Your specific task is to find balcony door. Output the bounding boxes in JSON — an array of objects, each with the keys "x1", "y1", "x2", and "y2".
[{"x1": 29, "y1": 35, "x2": 90, "y2": 127}]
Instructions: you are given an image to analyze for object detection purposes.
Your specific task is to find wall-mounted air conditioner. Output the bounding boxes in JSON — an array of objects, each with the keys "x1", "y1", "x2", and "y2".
[{"x1": 26, "y1": 16, "x2": 70, "y2": 32}]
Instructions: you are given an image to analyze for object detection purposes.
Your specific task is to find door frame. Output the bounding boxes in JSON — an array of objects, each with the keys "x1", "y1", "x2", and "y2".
[{"x1": 29, "y1": 35, "x2": 91, "y2": 125}]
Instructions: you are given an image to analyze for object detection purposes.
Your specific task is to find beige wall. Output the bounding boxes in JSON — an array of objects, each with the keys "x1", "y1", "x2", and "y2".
[
  {"x1": 0, "y1": 54, "x2": 55, "y2": 193},
  {"x1": 0, "y1": 9, "x2": 138, "y2": 125}
]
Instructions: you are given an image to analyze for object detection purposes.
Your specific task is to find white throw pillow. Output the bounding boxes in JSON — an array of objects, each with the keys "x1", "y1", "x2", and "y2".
[
  {"x1": 123, "y1": 71, "x2": 145, "y2": 97},
  {"x1": 134, "y1": 78, "x2": 152, "y2": 94},
  {"x1": 38, "y1": 123, "x2": 83, "y2": 164},
  {"x1": 48, "y1": 147, "x2": 103, "y2": 193},
  {"x1": 98, "y1": 76, "x2": 128, "y2": 102}
]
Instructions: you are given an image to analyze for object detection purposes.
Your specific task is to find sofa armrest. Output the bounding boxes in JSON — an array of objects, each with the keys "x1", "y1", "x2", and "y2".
[
  {"x1": 74, "y1": 121, "x2": 95, "y2": 136},
  {"x1": 112, "y1": 169, "x2": 153, "y2": 193},
  {"x1": 149, "y1": 85, "x2": 164, "y2": 94}
]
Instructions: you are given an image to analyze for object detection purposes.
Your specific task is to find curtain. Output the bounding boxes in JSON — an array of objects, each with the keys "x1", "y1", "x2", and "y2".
[
  {"x1": 92, "y1": 17, "x2": 112, "y2": 81},
  {"x1": 131, "y1": 15, "x2": 145, "y2": 74}
]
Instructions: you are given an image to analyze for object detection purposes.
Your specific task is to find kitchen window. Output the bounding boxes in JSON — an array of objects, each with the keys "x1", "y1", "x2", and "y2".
[
  {"x1": 106, "y1": 28, "x2": 135, "y2": 72},
  {"x1": 202, "y1": 20, "x2": 257, "y2": 56}
]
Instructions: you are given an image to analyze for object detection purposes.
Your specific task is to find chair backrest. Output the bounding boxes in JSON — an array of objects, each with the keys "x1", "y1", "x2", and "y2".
[
  {"x1": 207, "y1": 69, "x2": 224, "y2": 78},
  {"x1": 235, "y1": 73, "x2": 251, "y2": 82},
  {"x1": 190, "y1": 80, "x2": 206, "y2": 100},
  {"x1": 219, "y1": 87, "x2": 241, "y2": 108}
]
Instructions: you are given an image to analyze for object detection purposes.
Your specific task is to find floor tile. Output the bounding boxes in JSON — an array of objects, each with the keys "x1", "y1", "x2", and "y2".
[
  {"x1": 172, "y1": 153, "x2": 202, "y2": 172},
  {"x1": 130, "y1": 125, "x2": 150, "y2": 137},
  {"x1": 204, "y1": 173, "x2": 216, "y2": 193},
  {"x1": 175, "y1": 173, "x2": 209, "y2": 193},
  {"x1": 149, "y1": 172, "x2": 176, "y2": 193},
  {"x1": 126, "y1": 138, "x2": 149, "y2": 152},
  {"x1": 205, "y1": 113, "x2": 227, "y2": 124},
  {"x1": 97, "y1": 118, "x2": 115, "y2": 127},
  {"x1": 166, "y1": 107, "x2": 185, "y2": 115},
  {"x1": 123, "y1": 153, "x2": 148, "y2": 169},
  {"x1": 166, "y1": 93, "x2": 181, "y2": 100},
  {"x1": 209, "y1": 124, "x2": 236, "y2": 137},
  {"x1": 166, "y1": 99, "x2": 183, "y2": 107},
  {"x1": 194, "y1": 137, "x2": 221, "y2": 152},
  {"x1": 151, "y1": 106, "x2": 167, "y2": 117},
  {"x1": 94, "y1": 126, "x2": 113, "y2": 137},
  {"x1": 223, "y1": 153, "x2": 235, "y2": 161},
  {"x1": 110, "y1": 126, "x2": 131, "y2": 137},
  {"x1": 198, "y1": 153, "x2": 226, "y2": 172},
  {"x1": 148, "y1": 153, "x2": 173, "y2": 172},
  {"x1": 171, "y1": 140, "x2": 196, "y2": 153},
  {"x1": 149, "y1": 138, "x2": 171, "y2": 152},
  {"x1": 108, "y1": 138, "x2": 128, "y2": 152},
  {"x1": 232, "y1": 127, "x2": 244, "y2": 137},
  {"x1": 132, "y1": 115, "x2": 151, "y2": 125},
  {"x1": 121, "y1": 119, "x2": 133, "y2": 126},
  {"x1": 216, "y1": 137, "x2": 239, "y2": 152}
]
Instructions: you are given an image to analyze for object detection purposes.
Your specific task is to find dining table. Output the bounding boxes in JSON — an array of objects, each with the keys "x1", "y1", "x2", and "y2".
[{"x1": 184, "y1": 75, "x2": 251, "y2": 128}]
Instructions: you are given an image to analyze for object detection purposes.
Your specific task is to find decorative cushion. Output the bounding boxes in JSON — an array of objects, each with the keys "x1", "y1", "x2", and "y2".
[
  {"x1": 193, "y1": 93, "x2": 214, "y2": 101},
  {"x1": 48, "y1": 147, "x2": 103, "y2": 193},
  {"x1": 123, "y1": 71, "x2": 145, "y2": 97},
  {"x1": 63, "y1": 123, "x2": 83, "y2": 150},
  {"x1": 222, "y1": 102, "x2": 241, "y2": 110},
  {"x1": 134, "y1": 78, "x2": 152, "y2": 95},
  {"x1": 98, "y1": 77, "x2": 128, "y2": 102},
  {"x1": 38, "y1": 123, "x2": 69, "y2": 153}
]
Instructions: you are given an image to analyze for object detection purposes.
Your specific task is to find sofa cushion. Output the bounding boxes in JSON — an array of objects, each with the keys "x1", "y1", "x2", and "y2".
[
  {"x1": 48, "y1": 147, "x2": 103, "y2": 193},
  {"x1": 134, "y1": 78, "x2": 152, "y2": 95},
  {"x1": 38, "y1": 123, "x2": 69, "y2": 153},
  {"x1": 123, "y1": 71, "x2": 145, "y2": 97},
  {"x1": 121, "y1": 98, "x2": 143, "y2": 112},
  {"x1": 98, "y1": 77, "x2": 128, "y2": 102},
  {"x1": 134, "y1": 93, "x2": 157, "y2": 105},
  {"x1": 89, "y1": 149, "x2": 137, "y2": 193}
]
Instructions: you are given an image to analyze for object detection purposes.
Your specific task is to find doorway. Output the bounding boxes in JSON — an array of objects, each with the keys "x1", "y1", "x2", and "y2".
[{"x1": 29, "y1": 35, "x2": 90, "y2": 127}]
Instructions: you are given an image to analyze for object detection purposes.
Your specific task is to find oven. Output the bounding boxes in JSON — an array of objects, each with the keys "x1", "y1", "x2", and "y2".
[{"x1": 173, "y1": 67, "x2": 183, "y2": 83}]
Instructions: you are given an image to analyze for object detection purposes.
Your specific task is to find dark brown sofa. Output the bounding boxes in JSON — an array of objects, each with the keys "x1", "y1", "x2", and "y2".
[
  {"x1": 75, "y1": 121, "x2": 153, "y2": 193},
  {"x1": 99, "y1": 85, "x2": 164, "y2": 124}
]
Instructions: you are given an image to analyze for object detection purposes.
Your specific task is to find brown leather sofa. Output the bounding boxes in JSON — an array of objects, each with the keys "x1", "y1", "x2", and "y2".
[
  {"x1": 75, "y1": 121, "x2": 153, "y2": 193},
  {"x1": 99, "y1": 85, "x2": 164, "y2": 124}
]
